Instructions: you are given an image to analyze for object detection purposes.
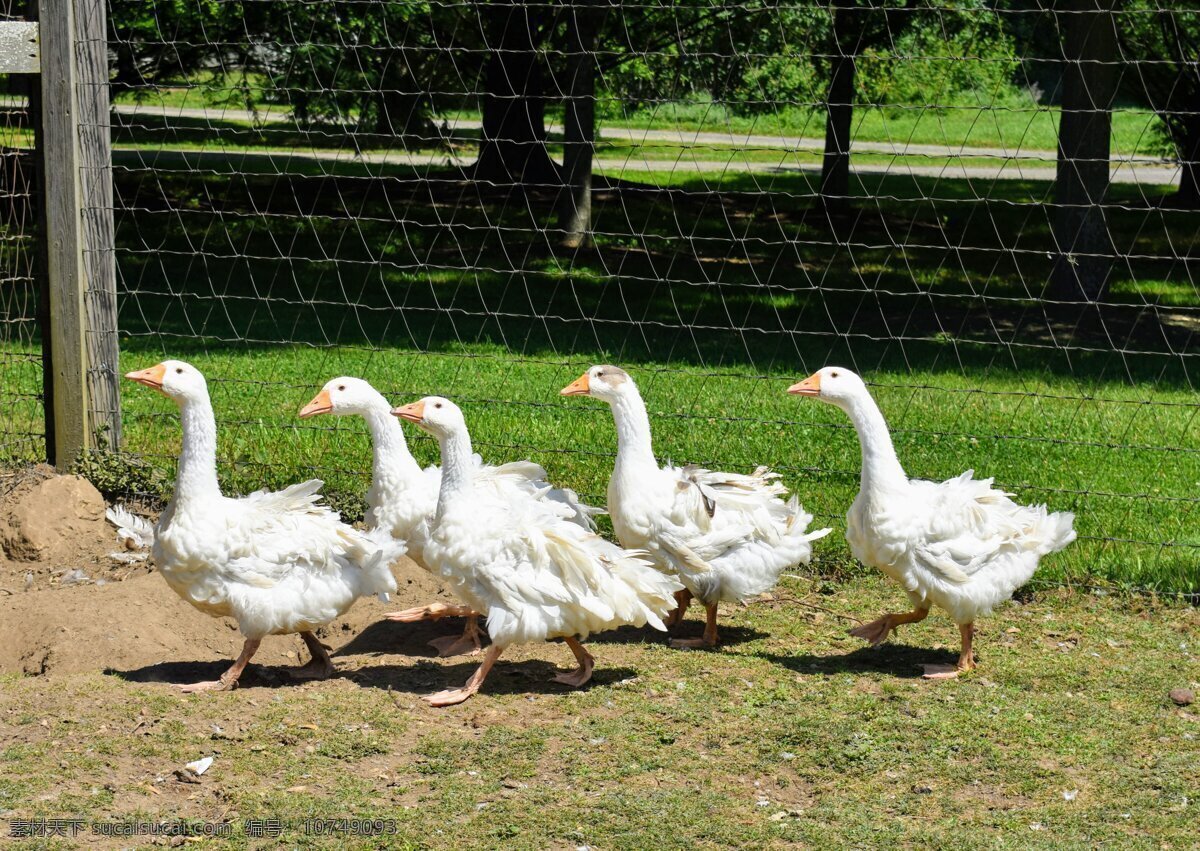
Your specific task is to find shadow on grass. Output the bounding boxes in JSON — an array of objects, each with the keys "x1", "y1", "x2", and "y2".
[
  {"x1": 334, "y1": 617, "x2": 458, "y2": 659},
  {"x1": 753, "y1": 642, "x2": 960, "y2": 678},
  {"x1": 111, "y1": 160, "x2": 1200, "y2": 390},
  {"x1": 108, "y1": 652, "x2": 638, "y2": 699},
  {"x1": 347, "y1": 658, "x2": 639, "y2": 699},
  {"x1": 106, "y1": 660, "x2": 316, "y2": 690},
  {"x1": 342, "y1": 615, "x2": 770, "y2": 656}
]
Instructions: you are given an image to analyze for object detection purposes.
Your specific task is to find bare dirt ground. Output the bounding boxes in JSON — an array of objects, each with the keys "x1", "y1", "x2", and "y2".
[
  {"x1": 0, "y1": 466, "x2": 459, "y2": 678},
  {"x1": 0, "y1": 466, "x2": 119, "y2": 591}
]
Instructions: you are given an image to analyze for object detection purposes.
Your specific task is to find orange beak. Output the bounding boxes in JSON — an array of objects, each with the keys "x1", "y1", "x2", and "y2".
[
  {"x1": 560, "y1": 373, "x2": 590, "y2": 396},
  {"x1": 298, "y1": 389, "x2": 332, "y2": 419},
  {"x1": 124, "y1": 363, "x2": 167, "y2": 391},
  {"x1": 787, "y1": 373, "x2": 821, "y2": 397},
  {"x1": 391, "y1": 400, "x2": 426, "y2": 423}
]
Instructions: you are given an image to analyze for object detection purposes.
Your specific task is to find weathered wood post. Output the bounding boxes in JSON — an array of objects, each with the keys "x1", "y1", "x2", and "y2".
[
  {"x1": 30, "y1": 0, "x2": 118, "y2": 469},
  {"x1": 75, "y1": 0, "x2": 119, "y2": 451},
  {"x1": 1052, "y1": 0, "x2": 1118, "y2": 301}
]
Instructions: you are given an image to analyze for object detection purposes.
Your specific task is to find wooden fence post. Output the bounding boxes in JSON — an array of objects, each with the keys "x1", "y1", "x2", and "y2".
[
  {"x1": 35, "y1": 0, "x2": 118, "y2": 469},
  {"x1": 76, "y1": 0, "x2": 120, "y2": 451}
]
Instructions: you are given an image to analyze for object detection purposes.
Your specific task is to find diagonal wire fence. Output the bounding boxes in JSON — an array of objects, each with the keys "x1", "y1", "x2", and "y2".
[
  {"x1": 12, "y1": 0, "x2": 1200, "y2": 593},
  {"x1": 0, "y1": 6, "x2": 41, "y2": 466}
]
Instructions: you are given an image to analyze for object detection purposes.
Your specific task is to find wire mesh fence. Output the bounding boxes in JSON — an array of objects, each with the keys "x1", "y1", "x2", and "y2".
[
  {"x1": 0, "y1": 7, "x2": 41, "y2": 465},
  {"x1": 19, "y1": 0, "x2": 1198, "y2": 595}
]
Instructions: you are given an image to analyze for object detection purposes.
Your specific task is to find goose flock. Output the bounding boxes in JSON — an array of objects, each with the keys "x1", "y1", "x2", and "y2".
[{"x1": 124, "y1": 360, "x2": 1076, "y2": 705}]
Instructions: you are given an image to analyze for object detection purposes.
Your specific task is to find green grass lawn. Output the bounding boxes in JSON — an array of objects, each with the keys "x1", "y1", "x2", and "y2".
[
  {"x1": 75, "y1": 159, "x2": 1196, "y2": 595},
  {"x1": 1, "y1": 134, "x2": 1197, "y2": 595},
  {"x1": 605, "y1": 102, "x2": 1169, "y2": 160},
  {"x1": 117, "y1": 86, "x2": 1170, "y2": 159},
  {"x1": 1, "y1": 577, "x2": 1197, "y2": 848}
]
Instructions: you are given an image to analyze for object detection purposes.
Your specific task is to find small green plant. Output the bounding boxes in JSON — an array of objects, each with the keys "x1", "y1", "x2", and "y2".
[{"x1": 73, "y1": 447, "x2": 168, "y2": 503}]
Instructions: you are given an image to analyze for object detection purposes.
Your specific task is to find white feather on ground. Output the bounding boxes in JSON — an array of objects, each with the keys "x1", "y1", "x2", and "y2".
[{"x1": 106, "y1": 504, "x2": 155, "y2": 551}]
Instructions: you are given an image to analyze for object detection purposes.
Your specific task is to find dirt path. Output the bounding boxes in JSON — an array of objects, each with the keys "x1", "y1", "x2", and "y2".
[{"x1": 110, "y1": 145, "x2": 1182, "y2": 187}]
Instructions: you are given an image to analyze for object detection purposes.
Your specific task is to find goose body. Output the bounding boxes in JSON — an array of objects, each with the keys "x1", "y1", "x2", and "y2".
[
  {"x1": 789, "y1": 366, "x2": 1076, "y2": 677},
  {"x1": 562, "y1": 366, "x2": 829, "y2": 647},
  {"x1": 392, "y1": 396, "x2": 682, "y2": 705},
  {"x1": 126, "y1": 360, "x2": 402, "y2": 692},
  {"x1": 300, "y1": 378, "x2": 602, "y2": 654}
]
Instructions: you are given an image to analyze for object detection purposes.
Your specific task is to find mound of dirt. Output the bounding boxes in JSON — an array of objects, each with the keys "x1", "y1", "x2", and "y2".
[
  {"x1": 0, "y1": 555, "x2": 453, "y2": 677},
  {"x1": 0, "y1": 464, "x2": 459, "y2": 678},
  {"x1": 0, "y1": 465, "x2": 132, "y2": 591}
]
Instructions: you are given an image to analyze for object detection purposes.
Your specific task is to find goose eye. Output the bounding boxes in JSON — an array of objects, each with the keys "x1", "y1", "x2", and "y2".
[
  {"x1": 434, "y1": 402, "x2": 443, "y2": 409},
  {"x1": 831, "y1": 371, "x2": 839, "y2": 378},
  {"x1": 175, "y1": 367, "x2": 183, "y2": 374},
  {"x1": 337, "y1": 385, "x2": 345, "y2": 391}
]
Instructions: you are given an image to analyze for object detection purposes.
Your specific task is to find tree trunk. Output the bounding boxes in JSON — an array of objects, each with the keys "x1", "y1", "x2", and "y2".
[
  {"x1": 474, "y1": 0, "x2": 559, "y2": 186},
  {"x1": 1171, "y1": 128, "x2": 1200, "y2": 207},
  {"x1": 112, "y1": 43, "x2": 140, "y2": 93},
  {"x1": 1052, "y1": 0, "x2": 1118, "y2": 301},
  {"x1": 373, "y1": 84, "x2": 425, "y2": 138},
  {"x1": 557, "y1": 2, "x2": 602, "y2": 247},
  {"x1": 820, "y1": 5, "x2": 863, "y2": 210}
]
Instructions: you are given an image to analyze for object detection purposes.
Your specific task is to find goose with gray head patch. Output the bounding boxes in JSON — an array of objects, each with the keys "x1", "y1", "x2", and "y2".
[{"x1": 562, "y1": 365, "x2": 830, "y2": 649}]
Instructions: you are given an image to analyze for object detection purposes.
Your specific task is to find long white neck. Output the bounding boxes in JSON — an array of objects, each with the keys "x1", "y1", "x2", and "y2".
[
  {"x1": 434, "y1": 426, "x2": 474, "y2": 520},
  {"x1": 841, "y1": 391, "x2": 908, "y2": 495},
  {"x1": 609, "y1": 389, "x2": 658, "y2": 474},
  {"x1": 174, "y1": 395, "x2": 222, "y2": 505},
  {"x1": 360, "y1": 398, "x2": 423, "y2": 485}
]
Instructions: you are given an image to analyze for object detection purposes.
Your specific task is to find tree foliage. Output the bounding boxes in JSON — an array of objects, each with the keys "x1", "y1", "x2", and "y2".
[{"x1": 1118, "y1": 0, "x2": 1200, "y2": 205}]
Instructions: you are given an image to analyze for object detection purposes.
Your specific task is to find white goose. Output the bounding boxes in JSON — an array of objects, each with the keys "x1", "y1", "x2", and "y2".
[
  {"x1": 299, "y1": 377, "x2": 601, "y2": 656},
  {"x1": 125, "y1": 361, "x2": 403, "y2": 692},
  {"x1": 391, "y1": 396, "x2": 682, "y2": 706},
  {"x1": 788, "y1": 367, "x2": 1076, "y2": 678},
  {"x1": 562, "y1": 366, "x2": 829, "y2": 648}
]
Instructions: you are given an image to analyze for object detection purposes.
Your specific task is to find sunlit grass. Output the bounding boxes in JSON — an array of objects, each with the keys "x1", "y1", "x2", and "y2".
[
  {"x1": 1, "y1": 579, "x2": 1196, "y2": 847},
  {"x1": 2, "y1": 159, "x2": 1197, "y2": 595}
]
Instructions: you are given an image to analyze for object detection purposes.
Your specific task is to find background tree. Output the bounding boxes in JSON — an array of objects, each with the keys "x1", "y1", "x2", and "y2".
[
  {"x1": 471, "y1": 0, "x2": 563, "y2": 184},
  {"x1": 818, "y1": 0, "x2": 914, "y2": 211},
  {"x1": 268, "y1": 1, "x2": 443, "y2": 138},
  {"x1": 108, "y1": 0, "x2": 255, "y2": 93},
  {"x1": 1119, "y1": 0, "x2": 1200, "y2": 207}
]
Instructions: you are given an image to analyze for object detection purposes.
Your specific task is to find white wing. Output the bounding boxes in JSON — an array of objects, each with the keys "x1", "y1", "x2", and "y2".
[{"x1": 909, "y1": 471, "x2": 1075, "y2": 584}]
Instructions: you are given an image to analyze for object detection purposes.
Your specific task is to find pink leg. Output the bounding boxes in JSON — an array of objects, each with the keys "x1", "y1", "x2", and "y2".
[
  {"x1": 663, "y1": 588, "x2": 693, "y2": 627},
  {"x1": 179, "y1": 638, "x2": 261, "y2": 693},
  {"x1": 849, "y1": 607, "x2": 930, "y2": 646},
  {"x1": 552, "y1": 637, "x2": 595, "y2": 687},
  {"x1": 923, "y1": 622, "x2": 976, "y2": 680},
  {"x1": 428, "y1": 614, "x2": 485, "y2": 657},
  {"x1": 384, "y1": 602, "x2": 477, "y2": 623},
  {"x1": 289, "y1": 631, "x2": 336, "y2": 680},
  {"x1": 423, "y1": 645, "x2": 504, "y2": 707},
  {"x1": 670, "y1": 603, "x2": 719, "y2": 649}
]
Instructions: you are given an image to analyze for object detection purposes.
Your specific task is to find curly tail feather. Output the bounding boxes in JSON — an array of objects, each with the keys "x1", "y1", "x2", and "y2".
[
  {"x1": 784, "y1": 496, "x2": 833, "y2": 545},
  {"x1": 487, "y1": 462, "x2": 606, "y2": 531},
  {"x1": 1034, "y1": 509, "x2": 1077, "y2": 556},
  {"x1": 340, "y1": 526, "x2": 404, "y2": 602},
  {"x1": 542, "y1": 530, "x2": 681, "y2": 637}
]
